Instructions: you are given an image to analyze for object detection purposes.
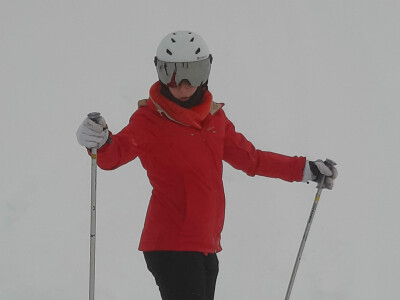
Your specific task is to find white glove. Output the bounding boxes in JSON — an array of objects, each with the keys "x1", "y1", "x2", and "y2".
[
  {"x1": 76, "y1": 116, "x2": 109, "y2": 149},
  {"x1": 302, "y1": 159, "x2": 338, "y2": 190}
]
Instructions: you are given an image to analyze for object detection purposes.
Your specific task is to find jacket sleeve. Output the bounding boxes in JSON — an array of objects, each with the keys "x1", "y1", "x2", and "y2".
[
  {"x1": 94, "y1": 113, "x2": 142, "y2": 170},
  {"x1": 222, "y1": 117, "x2": 306, "y2": 182}
]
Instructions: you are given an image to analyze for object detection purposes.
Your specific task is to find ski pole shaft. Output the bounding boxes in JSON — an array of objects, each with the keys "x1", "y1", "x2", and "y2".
[
  {"x1": 88, "y1": 112, "x2": 101, "y2": 300},
  {"x1": 284, "y1": 159, "x2": 336, "y2": 300},
  {"x1": 89, "y1": 147, "x2": 97, "y2": 300},
  {"x1": 284, "y1": 184, "x2": 323, "y2": 300}
]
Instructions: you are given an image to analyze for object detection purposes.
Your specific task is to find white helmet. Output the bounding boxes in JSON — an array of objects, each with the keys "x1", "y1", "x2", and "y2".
[{"x1": 155, "y1": 31, "x2": 213, "y2": 87}]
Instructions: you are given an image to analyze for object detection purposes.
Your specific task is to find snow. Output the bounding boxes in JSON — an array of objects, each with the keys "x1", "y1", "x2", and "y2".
[{"x1": 1, "y1": 0, "x2": 399, "y2": 299}]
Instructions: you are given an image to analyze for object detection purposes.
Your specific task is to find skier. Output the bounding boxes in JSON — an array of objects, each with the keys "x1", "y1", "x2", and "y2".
[{"x1": 76, "y1": 30, "x2": 338, "y2": 300}]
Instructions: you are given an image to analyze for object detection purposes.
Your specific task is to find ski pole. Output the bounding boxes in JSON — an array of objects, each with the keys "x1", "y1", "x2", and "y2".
[
  {"x1": 87, "y1": 112, "x2": 101, "y2": 300},
  {"x1": 284, "y1": 159, "x2": 336, "y2": 300}
]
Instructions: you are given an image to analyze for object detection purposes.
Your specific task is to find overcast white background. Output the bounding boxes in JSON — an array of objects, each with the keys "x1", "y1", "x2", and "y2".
[{"x1": 1, "y1": 1, "x2": 399, "y2": 299}]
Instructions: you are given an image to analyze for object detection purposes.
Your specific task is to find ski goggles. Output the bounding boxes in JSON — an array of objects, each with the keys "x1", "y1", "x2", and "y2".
[{"x1": 154, "y1": 55, "x2": 213, "y2": 87}]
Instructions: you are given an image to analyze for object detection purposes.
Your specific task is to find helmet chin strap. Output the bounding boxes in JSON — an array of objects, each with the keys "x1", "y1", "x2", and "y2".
[{"x1": 160, "y1": 81, "x2": 208, "y2": 109}]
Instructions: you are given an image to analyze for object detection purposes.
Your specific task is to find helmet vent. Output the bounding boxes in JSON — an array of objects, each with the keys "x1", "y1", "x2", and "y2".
[
  {"x1": 195, "y1": 48, "x2": 201, "y2": 54},
  {"x1": 171, "y1": 38, "x2": 176, "y2": 43},
  {"x1": 166, "y1": 49, "x2": 172, "y2": 55},
  {"x1": 190, "y1": 37, "x2": 194, "y2": 42}
]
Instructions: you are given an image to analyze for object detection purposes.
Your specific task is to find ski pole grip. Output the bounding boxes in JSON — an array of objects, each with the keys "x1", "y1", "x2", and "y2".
[
  {"x1": 87, "y1": 112, "x2": 102, "y2": 154},
  {"x1": 316, "y1": 159, "x2": 337, "y2": 189},
  {"x1": 324, "y1": 158, "x2": 337, "y2": 168},
  {"x1": 87, "y1": 112, "x2": 101, "y2": 124}
]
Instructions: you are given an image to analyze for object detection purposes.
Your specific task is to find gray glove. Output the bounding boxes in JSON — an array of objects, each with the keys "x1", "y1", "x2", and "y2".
[
  {"x1": 76, "y1": 115, "x2": 109, "y2": 149},
  {"x1": 302, "y1": 159, "x2": 338, "y2": 190}
]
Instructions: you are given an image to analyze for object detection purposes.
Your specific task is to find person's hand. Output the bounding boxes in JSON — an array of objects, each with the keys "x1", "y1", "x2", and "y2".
[
  {"x1": 303, "y1": 159, "x2": 338, "y2": 189},
  {"x1": 76, "y1": 115, "x2": 109, "y2": 149}
]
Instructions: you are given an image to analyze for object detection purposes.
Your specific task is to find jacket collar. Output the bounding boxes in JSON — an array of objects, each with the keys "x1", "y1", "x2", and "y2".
[
  {"x1": 144, "y1": 82, "x2": 224, "y2": 129},
  {"x1": 149, "y1": 97, "x2": 223, "y2": 115}
]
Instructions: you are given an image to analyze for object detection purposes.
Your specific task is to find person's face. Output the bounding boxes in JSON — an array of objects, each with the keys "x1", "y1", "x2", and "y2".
[{"x1": 168, "y1": 80, "x2": 197, "y2": 102}]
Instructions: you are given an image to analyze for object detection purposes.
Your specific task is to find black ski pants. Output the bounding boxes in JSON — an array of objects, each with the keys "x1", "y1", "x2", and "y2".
[{"x1": 144, "y1": 251, "x2": 219, "y2": 300}]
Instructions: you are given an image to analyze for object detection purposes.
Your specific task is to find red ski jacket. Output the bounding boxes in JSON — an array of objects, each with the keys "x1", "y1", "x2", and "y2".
[{"x1": 96, "y1": 82, "x2": 306, "y2": 254}]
